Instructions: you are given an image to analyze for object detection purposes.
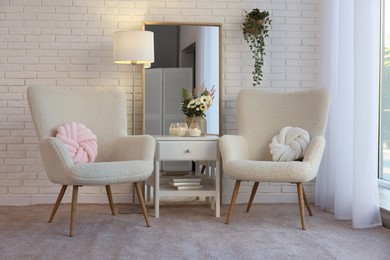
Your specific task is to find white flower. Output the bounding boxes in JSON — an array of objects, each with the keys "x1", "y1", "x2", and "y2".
[
  {"x1": 206, "y1": 96, "x2": 213, "y2": 106},
  {"x1": 180, "y1": 84, "x2": 214, "y2": 117},
  {"x1": 187, "y1": 99, "x2": 196, "y2": 109}
]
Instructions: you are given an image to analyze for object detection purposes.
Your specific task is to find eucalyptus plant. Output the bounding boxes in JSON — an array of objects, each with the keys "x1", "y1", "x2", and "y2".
[{"x1": 243, "y1": 9, "x2": 271, "y2": 86}]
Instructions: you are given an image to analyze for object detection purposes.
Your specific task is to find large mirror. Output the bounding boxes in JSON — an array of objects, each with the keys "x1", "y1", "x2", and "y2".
[{"x1": 142, "y1": 22, "x2": 221, "y2": 138}]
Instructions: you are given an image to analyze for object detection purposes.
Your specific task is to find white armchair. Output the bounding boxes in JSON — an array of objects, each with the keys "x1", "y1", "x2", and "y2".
[
  {"x1": 219, "y1": 88, "x2": 330, "y2": 230},
  {"x1": 27, "y1": 86, "x2": 156, "y2": 236}
]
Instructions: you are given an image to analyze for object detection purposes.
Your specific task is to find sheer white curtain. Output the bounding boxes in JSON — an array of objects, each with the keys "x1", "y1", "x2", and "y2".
[{"x1": 315, "y1": 0, "x2": 382, "y2": 228}]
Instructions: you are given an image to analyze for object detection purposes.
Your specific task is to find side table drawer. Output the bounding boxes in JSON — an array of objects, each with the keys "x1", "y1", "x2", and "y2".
[{"x1": 158, "y1": 141, "x2": 218, "y2": 161}]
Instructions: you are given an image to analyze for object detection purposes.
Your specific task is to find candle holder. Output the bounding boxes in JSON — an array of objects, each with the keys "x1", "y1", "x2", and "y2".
[
  {"x1": 177, "y1": 122, "x2": 188, "y2": 137},
  {"x1": 169, "y1": 123, "x2": 179, "y2": 136},
  {"x1": 169, "y1": 122, "x2": 188, "y2": 137},
  {"x1": 188, "y1": 122, "x2": 201, "y2": 137}
]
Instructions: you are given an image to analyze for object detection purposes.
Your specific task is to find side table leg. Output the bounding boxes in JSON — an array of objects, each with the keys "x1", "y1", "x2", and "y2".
[
  {"x1": 146, "y1": 184, "x2": 151, "y2": 202},
  {"x1": 216, "y1": 159, "x2": 220, "y2": 218},
  {"x1": 154, "y1": 160, "x2": 160, "y2": 218},
  {"x1": 211, "y1": 197, "x2": 215, "y2": 210}
]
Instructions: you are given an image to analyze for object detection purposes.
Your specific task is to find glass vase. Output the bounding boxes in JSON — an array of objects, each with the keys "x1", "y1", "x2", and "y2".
[{"x1": 186, "y1": 116, "x2": 207, "y2": 136}]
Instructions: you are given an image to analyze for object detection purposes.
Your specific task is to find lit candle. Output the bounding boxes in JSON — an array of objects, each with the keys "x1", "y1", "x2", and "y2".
[
  {"x1": 189, "y1": 128, "x2": 201, "y2": 137},
  {"x1": 169, "y1": 128, "x2": 177, "y2": 136},
  {"x1": 188, "y1": 122, "x2": 201, "y2": 137},
  {"x1": 175, "y1": 123, "x2": 188, "y2": 137},
  {"x1": 177, "y1": 127, "x2": 188, "y2": 137},
  {"x1": 169, "y1": 123, "x2": 179, "y2": 136}
]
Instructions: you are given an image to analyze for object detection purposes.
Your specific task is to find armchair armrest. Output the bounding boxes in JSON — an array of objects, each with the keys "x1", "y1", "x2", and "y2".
[
  {"x1": 303, "y1": 136, "x2": 326, "y2": 163},
  {"x1": 39, "y1": 137, "x2": 74, "y2": 184},
  {"x1": 115, "y1": 135, "x2": 156, "y2": 162},
  {"x1": 219, "y1": 135, "x2": 250, "y2": 162}
]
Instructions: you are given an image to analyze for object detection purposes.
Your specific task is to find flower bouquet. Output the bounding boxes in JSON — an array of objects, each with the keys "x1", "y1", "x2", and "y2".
[{"x1": 180, "y1": 83, "x2": 215, "y2": 118}]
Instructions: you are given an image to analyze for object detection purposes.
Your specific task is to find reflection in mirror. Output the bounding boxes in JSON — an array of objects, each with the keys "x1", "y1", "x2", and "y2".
[{"x1": 143, "y1": 22, "x2": 221, "y2": 139}]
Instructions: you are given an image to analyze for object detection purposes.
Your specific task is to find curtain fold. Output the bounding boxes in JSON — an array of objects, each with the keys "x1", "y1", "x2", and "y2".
[{"x1": 316, "y1": 0, "x2": 382, "y2": 228}]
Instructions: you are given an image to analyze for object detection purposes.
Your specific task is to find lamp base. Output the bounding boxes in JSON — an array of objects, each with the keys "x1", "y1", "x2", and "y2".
[
  {"x1": 118, "y1": 204, "x2": 147, "y2": 214},
  {"x1": 117, "y1": 182, "x2": 148, "y2": 214}
]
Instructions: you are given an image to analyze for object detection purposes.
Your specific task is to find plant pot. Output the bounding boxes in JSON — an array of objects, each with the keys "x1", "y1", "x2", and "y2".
[{"x1": 247, "y1": 18, "x2": 264, "y2": 36}]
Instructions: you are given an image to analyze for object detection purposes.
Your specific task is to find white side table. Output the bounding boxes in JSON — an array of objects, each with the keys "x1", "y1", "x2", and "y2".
[{"x1": 148, "y1": 135, "x2": 220, "y2": 218}]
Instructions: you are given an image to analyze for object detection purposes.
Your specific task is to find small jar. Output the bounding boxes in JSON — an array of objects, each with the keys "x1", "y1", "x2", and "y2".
[
  {"x1": 188, "y1": 122, "x2": 201, "y2": 137},
  {"x1": 176, "y1": 122, "x2": 188, "y2": 137},
  {"x1": 169, "y1": 123, "x2": 180, "y2": 136}
]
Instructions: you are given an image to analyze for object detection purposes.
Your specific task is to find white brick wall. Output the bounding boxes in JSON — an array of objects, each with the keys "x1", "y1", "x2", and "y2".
[{"x1": 0, "y1": 0, "x2": 321, "y2": 206}]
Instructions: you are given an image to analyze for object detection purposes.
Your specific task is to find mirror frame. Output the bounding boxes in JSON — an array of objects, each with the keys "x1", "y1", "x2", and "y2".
[{"x1": 142, "y1": 21, "x2": 222, "y2": 136}]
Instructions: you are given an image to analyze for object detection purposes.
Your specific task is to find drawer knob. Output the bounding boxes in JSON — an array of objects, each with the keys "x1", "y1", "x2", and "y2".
[{"x1": 185, "y1": 149, "x2": 191, "y2": 153}]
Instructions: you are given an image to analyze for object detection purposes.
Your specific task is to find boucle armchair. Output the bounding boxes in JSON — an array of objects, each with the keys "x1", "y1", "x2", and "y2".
[
  {"x1": 27, "y1": 86, "x2": 155, "y2": 237},
  {"x1": 219, "y1": 88, "x2": 330, "y2": 230}
]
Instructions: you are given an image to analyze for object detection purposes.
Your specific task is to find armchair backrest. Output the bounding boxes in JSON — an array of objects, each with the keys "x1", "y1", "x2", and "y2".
[
  {"x1": 27, "y1": 86, "x2": 128, "y2": 162},
  {"x1": 237, "y1": 88, "x2": 330, "y2": 161}
]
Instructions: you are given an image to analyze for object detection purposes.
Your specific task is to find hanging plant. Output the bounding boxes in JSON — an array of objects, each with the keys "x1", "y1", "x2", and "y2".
[{"x1": 243, "y1": 9, "x2": 271, "y2": 86}]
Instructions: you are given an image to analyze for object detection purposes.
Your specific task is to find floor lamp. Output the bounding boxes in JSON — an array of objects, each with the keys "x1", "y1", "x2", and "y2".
[
  {"x1": 113, "y1": 30, "x2": 154, "y2": 213},
  {"x1": 113, "y1": 30, "x2": 154, "y2": 134}
]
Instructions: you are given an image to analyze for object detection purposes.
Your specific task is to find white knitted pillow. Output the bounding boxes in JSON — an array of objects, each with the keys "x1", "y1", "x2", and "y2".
[{"x1": 269, "y1": 126, "x2": 310, "y2": 162}]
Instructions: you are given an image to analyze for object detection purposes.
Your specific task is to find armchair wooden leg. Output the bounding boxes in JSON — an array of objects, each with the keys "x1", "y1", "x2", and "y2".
[
  {"x1": 302, "y1": 186, "x2": 313, "y2": 216},
  {"x1": 246, "y1": 182, "x2": 259, "y2": 212},
  {"x1": 105, "y1": 185, "x2": 116, "y2": 215},
  {"x1": 49, "y1": 185, "x2": 67, "y2": 223},
  {"x1": 134, "y1": 182, "x2": 150, "y2": 227},
  {"x1": 296, "y1": 182, "x2": 306, "y2": 230},
  {"x1": 226, "y1": 180, "x2": 241, "y2": 224},
  {"x1": 70, "y1": 185, "x2": 79, "y2": 237}
]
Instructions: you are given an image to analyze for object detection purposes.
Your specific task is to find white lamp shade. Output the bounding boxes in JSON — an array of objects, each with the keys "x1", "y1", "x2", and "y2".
[{"x1": 113, "y1": 30, "x2": 154, "y2": 65}]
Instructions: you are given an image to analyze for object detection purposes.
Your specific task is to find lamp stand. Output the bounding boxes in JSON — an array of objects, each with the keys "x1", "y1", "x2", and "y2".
[
  {"x1": 113, "y1": 29, "x2": 154, "y2": 215},
  {"x1": 118, "y1": 183, "x2": 145, "y2": 214},
  {"x1": 132, "y1": 64, "x2": 136, "y2": 135},
  {"x1": 118, "y1": 64, "x2": 147, "y2": 215},
  {"x1": 130, "y1": 65, "x2": 145, "y2": 214}
]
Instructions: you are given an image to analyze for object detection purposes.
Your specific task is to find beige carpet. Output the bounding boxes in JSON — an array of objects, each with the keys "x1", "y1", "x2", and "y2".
[{"x1": 0, "y1": 203, "x2": 389, "y2": 260}]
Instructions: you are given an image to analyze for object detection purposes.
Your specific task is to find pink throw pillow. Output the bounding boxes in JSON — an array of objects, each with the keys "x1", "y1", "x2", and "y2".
[{"x1": 56, "y1": 122, "x2": 98, "y2": 164}]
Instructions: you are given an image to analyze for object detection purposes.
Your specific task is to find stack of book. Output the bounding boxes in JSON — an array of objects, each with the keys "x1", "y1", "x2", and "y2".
[{"x1": 169, "y1": 177, "x2": 203, "y2": 190}]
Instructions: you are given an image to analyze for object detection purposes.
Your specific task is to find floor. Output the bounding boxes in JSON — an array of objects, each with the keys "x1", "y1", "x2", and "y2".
[{"x1": 1, "y1": 204, "x2": 389, "y2": 259}]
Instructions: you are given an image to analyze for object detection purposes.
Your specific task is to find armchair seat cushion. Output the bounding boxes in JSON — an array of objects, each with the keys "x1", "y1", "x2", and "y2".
[
  {"x1": 223, "y1": 160, "x2": 315, "y2": 183},
  {"x1": 68, "y1": 161, "x2": 154, "y2": 186}
]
